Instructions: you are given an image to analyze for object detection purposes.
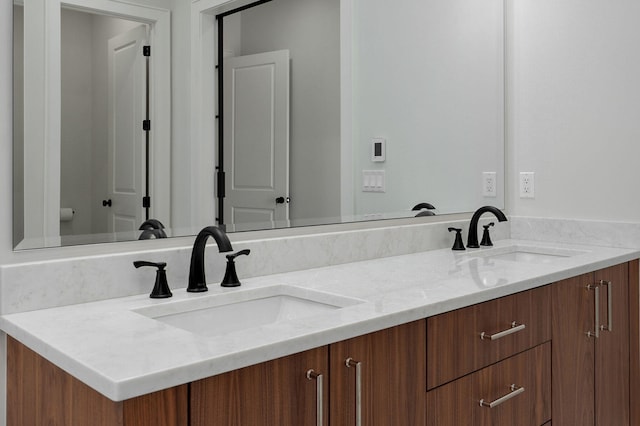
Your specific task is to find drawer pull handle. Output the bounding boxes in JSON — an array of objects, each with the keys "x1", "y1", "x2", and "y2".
[
  {"x1": 346, "y1": 358, "x2": 362, "y2": 426},
  {"x1": 480, "y1": 322, "x2": 526, "y2": 341},
  {"x1": 479, "y1": 384, "x2": 525, "y2": 408},
  {"x1": 587, "y1": 283, "x2": 601, "y2": 338},
  {"x1": 600, "y1": 280, "x2": 613, "y2": 332},
  {"x1": 306, "y1": 369, "x2": 323, "y2": 426}
]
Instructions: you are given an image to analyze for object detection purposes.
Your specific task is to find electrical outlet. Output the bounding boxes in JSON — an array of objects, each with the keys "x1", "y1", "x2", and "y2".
[
  {"x1": 520, "y1": 172, "x2": 535, "y2": 198},
  {"x1": 483, "y1": 172, "x2": 497, "y2": 197}
]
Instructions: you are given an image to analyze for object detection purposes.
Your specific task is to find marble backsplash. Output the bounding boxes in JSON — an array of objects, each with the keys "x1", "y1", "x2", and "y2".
[
  {"x1": 0, "y1": 218, "x2": 508, "y2": 315},
  {"x1": 511, "y1": 216, "x2": 640, "y2": 249},
  {"x1": 6, "y1": 215, "x2": 640, "y2": 316}
]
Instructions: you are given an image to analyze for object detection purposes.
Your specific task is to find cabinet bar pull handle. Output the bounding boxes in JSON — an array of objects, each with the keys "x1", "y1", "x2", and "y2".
[
  {"x1": 480, "y1": 322, "x2": 526, "y2": 341},
  {"x1": 479, "y1": 384, "x2": 525, "y2": 408},
  {"x1": 306, "y1": 369, "x2": 323, "y2": 426},
  {"x1": 600, "y1": 280, "x2": 613, "y2": 332},
  {"x1": 346, "y1": 358, "x2": 362, "y2": 426},
  {"x1": 587, "y1": 283, "x2": 600, "y2": 338}
]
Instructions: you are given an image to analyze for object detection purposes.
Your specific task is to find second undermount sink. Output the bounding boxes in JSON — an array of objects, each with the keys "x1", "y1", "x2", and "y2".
[
  {"x1": 466, "y1": 244, "x2": 588, "y2": 264},
  {"x1": 133, "y1": 285, "x2": 364, "y2": 337}
]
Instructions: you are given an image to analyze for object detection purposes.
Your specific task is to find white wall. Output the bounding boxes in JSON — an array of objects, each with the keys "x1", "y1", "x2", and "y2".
[{"x1": 507, "y1": 0, "x2": 640, "y2": 222}]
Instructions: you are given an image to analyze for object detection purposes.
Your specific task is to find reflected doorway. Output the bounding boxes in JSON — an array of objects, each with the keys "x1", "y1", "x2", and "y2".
[
  {"x1": 216, "y1": 0, "x2": 291, "y2": 230},
  {"x1": 58, "y1": 9, "x2": 150, "y2": 238}
]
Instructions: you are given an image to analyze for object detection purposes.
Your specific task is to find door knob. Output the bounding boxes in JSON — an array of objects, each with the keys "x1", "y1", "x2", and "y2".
[
  {"x1": 275, "y1": 196, "x2": 290, "y2": 204},
  {"x1": 102, "y1": 199, "x2": 112, "y2": 207}
]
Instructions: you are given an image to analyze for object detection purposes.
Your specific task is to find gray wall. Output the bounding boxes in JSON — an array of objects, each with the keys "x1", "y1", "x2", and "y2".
[
  {"x1": 12, "y1": 5, "x2": 23, "y2": 246},
  {"x1": 60, "y1": 9, "x2": 94, "y2": 237},
  {"x1": 236, "y1": 0, "x2": 342, "y2": 222}
]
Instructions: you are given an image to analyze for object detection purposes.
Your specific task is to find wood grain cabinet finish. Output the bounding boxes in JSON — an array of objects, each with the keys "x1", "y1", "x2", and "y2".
[
  {"x1": 192, "y1": 320, "x2": 426, "y2": 426},
  {"x1": 426, "y1": 342, "x2": 551, "y2": 426},
  {"x1": 551, "y1": 262, "x2": 631, "y2": 426},
  {"x1": 329, "y1": 319, "x2": 426, "y2": 426},
  {"x1": 191, "y1": 347, "x2": 329, "y2": 426},
  {"x1": 7, "y1": 336, "x2": 188, "y2": 426},
  {"x1": 426, "y1": 285, "x2": 551, "y2": 389},
  {"x1": 6, "y1": 322, "x2": 425, "y2": 426}
]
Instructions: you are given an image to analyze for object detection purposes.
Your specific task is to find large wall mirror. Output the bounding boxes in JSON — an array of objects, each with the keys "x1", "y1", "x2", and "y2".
[{"x1": 13, "y1": 0, "x2": 505, "y2": 249}]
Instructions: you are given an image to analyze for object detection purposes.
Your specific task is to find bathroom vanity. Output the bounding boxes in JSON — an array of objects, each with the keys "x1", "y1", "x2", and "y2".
[{"x1": 3, "y1": 240, "x2": 639, "y2": 425}]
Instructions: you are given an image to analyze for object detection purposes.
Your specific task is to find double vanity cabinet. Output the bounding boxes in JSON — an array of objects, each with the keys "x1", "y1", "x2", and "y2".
[{"x1": 6, "y1": 260, "x2": 640, "y2": 425}]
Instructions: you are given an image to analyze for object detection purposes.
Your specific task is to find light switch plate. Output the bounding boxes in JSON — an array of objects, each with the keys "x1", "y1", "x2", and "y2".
[{"x1": 362, "y1": 170, "x2": 386, "y2": 192}]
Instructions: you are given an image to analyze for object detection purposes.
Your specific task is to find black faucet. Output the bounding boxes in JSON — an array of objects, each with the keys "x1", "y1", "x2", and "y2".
[
  {"x1": 138, "y1": 219, "x2": 167, "y2": 240},
  {"x1": 412, "y1": 202, "x2": 436, "y2": 217},
  {"x1": 187, "y1": 226, "x2": 234, "y2": 292},
  {"x1": 467, "y1": 206, "x2": 507, "y2": 248}
]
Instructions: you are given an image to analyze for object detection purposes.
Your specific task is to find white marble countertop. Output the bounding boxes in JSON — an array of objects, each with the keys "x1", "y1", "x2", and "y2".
[{"x1": 1, "y1": 239, "x2": 638, "y2": 401}]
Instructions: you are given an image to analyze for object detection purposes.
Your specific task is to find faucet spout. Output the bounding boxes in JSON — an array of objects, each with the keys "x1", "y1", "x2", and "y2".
[
  {"x1": 467, "y1": 206, "x2": 507, "y2": 248},
  {"x1": 188, "y1": 226, "x2": 234, "y2": 292}
]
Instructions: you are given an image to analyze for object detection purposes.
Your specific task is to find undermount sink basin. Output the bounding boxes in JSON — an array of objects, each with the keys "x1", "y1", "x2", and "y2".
[
  {"x1": 466, "y1": 245, "x2": 588, "y2": 264},
  {"x1": 133, "y1": 285, "x2": 364, "y2": 337}
]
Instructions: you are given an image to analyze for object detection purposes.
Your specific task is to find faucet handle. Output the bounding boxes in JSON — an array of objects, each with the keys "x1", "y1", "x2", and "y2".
[
  {"x1": 480, "y1": 222, "x2": 495, "y2": 247},
  {"x1": 226, "y1": 249, "x2": 251, "y2": 261},
  {"x1": 448, "y1": 228, "x2": 466, "y2": 251},
  {"x1": 133, "y1": 261, "x2": 172, "y2": 298},
  {"x1": 221, "y1": 249, "x2": 251, "y2": 288},
  {"x1": 133, "y1": 260, "x2": 167, "y2": 269}
]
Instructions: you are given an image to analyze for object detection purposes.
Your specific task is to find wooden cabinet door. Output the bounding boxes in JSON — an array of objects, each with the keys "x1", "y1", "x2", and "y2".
[
  {"x1": 7, "y1": 336, "x2": 188, "y2": 426},
  {"x1": 594, "y1": 263, "x2": 629, "y2": 426},
  {"x1": 552, "y1": 263, "x2": 633, "y2": 426},
  {"x1": 190, "y1": 347, "x2": 328, "y2": 426},
  {"x1": 426, "y1": 342, "x2": 551, "y2": 426},
  {"x1": 551, "y1": 272, "x2": 596, "y2": 425},
  {"x1": 329, "y1": 320, "x2": 426, "y2": 426}
]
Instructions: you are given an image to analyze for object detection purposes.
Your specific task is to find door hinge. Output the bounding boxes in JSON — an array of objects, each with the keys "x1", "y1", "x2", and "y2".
[
  {"x1": 217, "y1": 171, "x2": 226, "y2": 198},
  {"x1": 143, "y1": 46, "x2": 151, "y2": 57},
  {"x1": 143, "y1": 120, "x2": 151, "y2": 131},
  {"x1": 143, "y1": 196, "x2": 151, "y2": 208}
]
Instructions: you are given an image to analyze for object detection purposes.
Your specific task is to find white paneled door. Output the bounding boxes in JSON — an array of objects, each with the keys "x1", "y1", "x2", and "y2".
[
  {"x1": 223, "y1": 50, "x2": 290, "y2": 228},
  {"x1": 107, "y1": 25, "x2": 147, "y2": 233}
]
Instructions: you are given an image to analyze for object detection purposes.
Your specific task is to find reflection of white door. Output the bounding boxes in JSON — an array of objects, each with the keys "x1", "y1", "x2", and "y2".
[
  {"x1": 223, "y1": 50, "x2": 290, "y2": 227},
  {"x1": 107, "y1": 26, "x2": 147, "y2": 233}
]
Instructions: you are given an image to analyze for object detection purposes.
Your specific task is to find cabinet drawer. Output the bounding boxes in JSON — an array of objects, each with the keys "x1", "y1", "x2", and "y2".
[
  {"x1": 426, "y1": 342, "x2": 551, "y2": 426},
  {"x1": 427, "y1": 285, "x2": 551, "y2": 389}
]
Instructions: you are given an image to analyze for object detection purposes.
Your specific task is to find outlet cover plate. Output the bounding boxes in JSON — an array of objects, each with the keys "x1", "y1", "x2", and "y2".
[
  {"x1": 520, "y1": 172, "x2": 535, "y2": 198},
  {"x1": 483, "y1": 172, "x2": 497, "y2": 197}
]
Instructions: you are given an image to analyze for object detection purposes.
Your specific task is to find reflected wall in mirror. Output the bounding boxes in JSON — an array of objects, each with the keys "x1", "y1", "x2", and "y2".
[{"x1": 13, "y1": 0, "x2": 505, "y2": 249}]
